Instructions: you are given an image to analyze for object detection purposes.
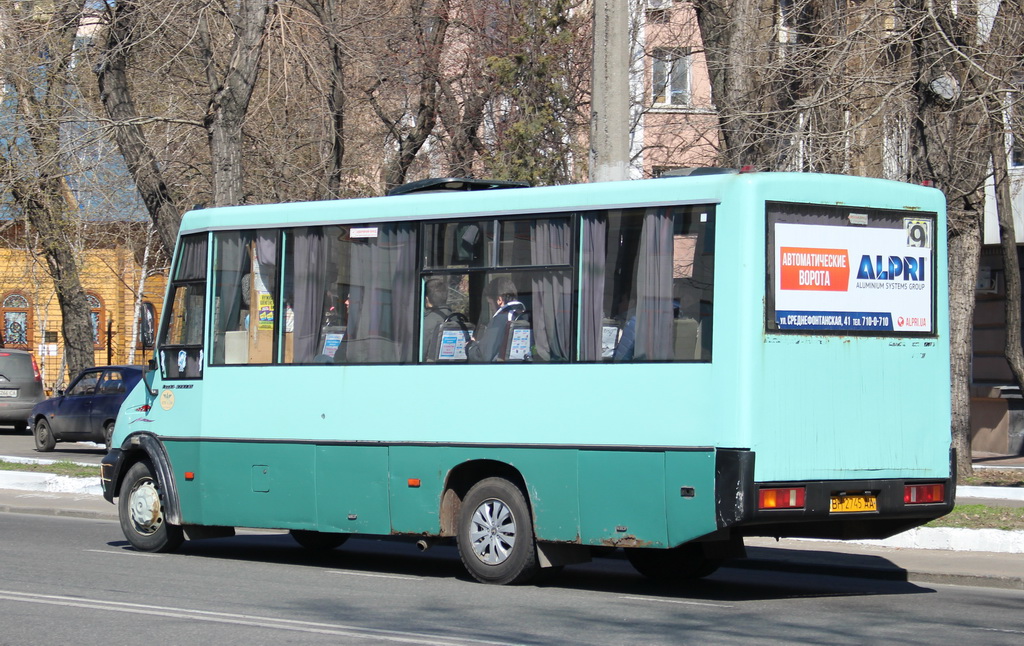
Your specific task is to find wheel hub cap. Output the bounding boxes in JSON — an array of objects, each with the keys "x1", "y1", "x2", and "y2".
[
  {"x1": 469, "y1": 499, "x2": 516, "y2": 565},
  {"x1": 129, "y1": 479, "x2": 162, "y2": 535}
]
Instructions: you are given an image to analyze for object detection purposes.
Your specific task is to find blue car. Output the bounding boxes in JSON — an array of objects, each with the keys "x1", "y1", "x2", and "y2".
[{"x1": 30, "y1": 365, "x2": 144, "y2": 452}]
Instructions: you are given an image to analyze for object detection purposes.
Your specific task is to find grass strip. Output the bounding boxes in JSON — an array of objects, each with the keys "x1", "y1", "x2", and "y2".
[
  {"x1": 927, "y1": 504, "x2": 1024, "y2": 531},
  {"x1": 0, "y1": 459, "x2": 99, "y2": 479}
]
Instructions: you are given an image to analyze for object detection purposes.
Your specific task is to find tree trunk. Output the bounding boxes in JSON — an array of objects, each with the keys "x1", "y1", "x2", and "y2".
[
  {"x1": 692, "y1": 0, "x2": 776, "y2": 167},
  {"x1": 1, "y1": 1, "x2": 97, "y2": 380},
  {"x1": 374, "y1": 0, "x2": 448, "y2": 192},
  {"x1": 12, "y1": 184, "x2": 96, "y2": 378},
  {"x1": 992, "y1": 122, "x2": 1024, "y2": 393},
  {"x1": 199, "y1": 0, "x2": 273, "y2": 207},
  {"x1": 95, "y1": 0, "x2": 183, "y2": 255},
  {"x1": 947, "y1": 217, "x2": 982, "y2": 479}
]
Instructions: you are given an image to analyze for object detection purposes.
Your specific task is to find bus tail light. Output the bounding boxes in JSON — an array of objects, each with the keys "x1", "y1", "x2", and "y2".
[
  {"x1": 759, "y1": 486, "x2": 805, "y2": 510},
  {"x1": 904, "y1": 483, "x2": 944, "y2": 504}
]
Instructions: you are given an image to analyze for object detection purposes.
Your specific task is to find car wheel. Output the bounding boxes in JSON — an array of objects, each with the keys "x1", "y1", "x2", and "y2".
[
  {"x1": 104, "y1": 422, "x2": 115, "y2": 450},
  {"x1": 290, "y1": 529, "x2": 349, "y2": 551},
  {"x1": 625, "y1": 543, "x2": 722, "y2": 581},
  {"x1": 118, "y1": 460, "x2": 184, "y2": 553},
  {"x1": 33, "y1": 418, "x2": 55, "y2": 452},
  {"x1": 457, "y1": 477, "x2": 539, "y2": 585}
]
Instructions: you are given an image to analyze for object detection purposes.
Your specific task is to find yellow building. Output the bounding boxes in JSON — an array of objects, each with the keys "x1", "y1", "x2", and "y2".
[{"x1": 0, "y1": 223, "x2": 166, "y2": 394}]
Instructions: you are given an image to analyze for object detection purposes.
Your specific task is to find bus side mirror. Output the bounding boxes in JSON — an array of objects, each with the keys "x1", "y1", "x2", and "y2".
[{"x1": 143, "y1": 358, "x2": 159, "y2": 396}]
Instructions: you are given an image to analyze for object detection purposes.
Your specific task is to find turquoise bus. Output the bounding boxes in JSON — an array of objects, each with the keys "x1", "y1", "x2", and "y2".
[{"x1": 101, "y1": 171, "x2": 954, "y2": 585}]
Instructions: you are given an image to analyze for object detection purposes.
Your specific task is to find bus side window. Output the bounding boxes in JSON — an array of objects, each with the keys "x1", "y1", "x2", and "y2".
[
  {"x1": 280, "y1": 223, "x2": 418, "y2": 366},
  {"x1": 579, "y1": 205, "x2": 714, "y2": 363},
  {"x1": 160, "y1": 234, "x2": 207, "y2": 379}
]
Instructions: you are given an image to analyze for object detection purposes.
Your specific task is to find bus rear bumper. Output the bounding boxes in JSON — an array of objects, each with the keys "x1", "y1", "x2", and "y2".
[{"x1": 714, "y1": 449, "x2": 956, "y2": 541}]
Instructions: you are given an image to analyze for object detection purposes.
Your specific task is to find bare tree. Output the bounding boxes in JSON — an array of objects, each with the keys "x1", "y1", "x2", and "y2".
[
  {"x1": 0, "y1": 2, "x2": 98, "y2": 378},
  {"x1": 902, "y1": 0, "x2": 1001, "y2": 477},
  {"x1": 365, "y1": 0, "x2": 450, "y2": 192},
  {"x1": 95, "y1": 0, "x2": 187, "y2": 254},
  {"x1": 690, "y1": 0, "x2": 1022, "y2": 477},
  {"x1": 198, "y1": 0, "x2": 277, "y2": 206},
  {"x1": 983, "y1": 0, "x2": 1024, "y2": 412}
]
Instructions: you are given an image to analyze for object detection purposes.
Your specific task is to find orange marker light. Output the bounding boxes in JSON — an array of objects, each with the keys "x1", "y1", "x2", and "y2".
[
  {"x1": 408, "y1": 478, "x2": 421, "y2": 488},
  {"x1": 184, "y1": 472, "x2": 195, "y2": 481}
]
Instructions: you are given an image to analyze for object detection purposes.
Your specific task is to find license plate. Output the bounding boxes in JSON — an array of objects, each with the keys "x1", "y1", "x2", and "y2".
[
  {"x1": 830, "y1": 495, "x2": 877, "y2": 513},
  {"x1": 0, "y1": 389, "x2": 16, "y2": 398}
]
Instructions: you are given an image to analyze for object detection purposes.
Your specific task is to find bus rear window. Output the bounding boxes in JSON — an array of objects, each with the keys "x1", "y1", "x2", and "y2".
[{"x1": 765, "y1": 202, "x2": 937, "y2": 336}]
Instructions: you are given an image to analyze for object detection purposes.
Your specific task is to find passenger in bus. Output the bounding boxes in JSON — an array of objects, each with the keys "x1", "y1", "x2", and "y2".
[
  {"x1": 422, "y1": 277, "x2": 452, "y2": 361},
  {"x1": 610, "y1": 296, "x2": 634, "y2": 362},
  {"x1": 469, "y1": 277, "x2": 524, "y2": 361}
]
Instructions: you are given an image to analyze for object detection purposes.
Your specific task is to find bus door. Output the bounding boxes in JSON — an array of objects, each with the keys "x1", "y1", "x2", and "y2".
[{"x1": 150, "y1": 234, "x2": 207, "y2": 521}]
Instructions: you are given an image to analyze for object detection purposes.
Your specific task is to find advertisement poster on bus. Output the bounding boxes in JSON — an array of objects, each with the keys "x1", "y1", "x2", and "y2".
[{"x1": 773, "y1": 219, "x2": 934, "y2": 333}]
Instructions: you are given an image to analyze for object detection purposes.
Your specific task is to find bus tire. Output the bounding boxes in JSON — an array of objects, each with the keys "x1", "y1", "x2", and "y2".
[
  {"x1": 626, "y1": 543, "x2": 722, "y2": 581},
  {"x1": 457, "y1": 477, "x2": 539, "y2": 585},
  {"x1": 118, "y1": 460, "x2": 184, "y2": 553},
  {"x1": 290, "y1": 529, "x2": 349, "y2": 551}
]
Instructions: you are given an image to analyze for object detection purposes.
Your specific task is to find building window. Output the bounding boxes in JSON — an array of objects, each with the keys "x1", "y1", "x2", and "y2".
[
  {"x1": 88, "y1": 293, "x2": 105, "y2": 349},
  {"x1": 1, "y1": 293, "x2": 32, "y2": 348},
  {"x1": 652, "y1": 48, "x2": 690, "y2": 107}
]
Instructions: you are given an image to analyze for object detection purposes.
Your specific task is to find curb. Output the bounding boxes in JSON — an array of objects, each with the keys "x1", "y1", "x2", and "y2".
[{"x1": 0, "y1": 501, "x2": 115, "y2": 522}]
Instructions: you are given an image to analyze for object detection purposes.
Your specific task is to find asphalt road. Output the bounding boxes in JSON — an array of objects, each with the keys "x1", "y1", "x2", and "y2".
[
  {"x1": 0, "y1": 428, "x2": 105, "y2": 465},
  {"x1": 2, "y1": 512, "x2": 1023, "y2": 646}
]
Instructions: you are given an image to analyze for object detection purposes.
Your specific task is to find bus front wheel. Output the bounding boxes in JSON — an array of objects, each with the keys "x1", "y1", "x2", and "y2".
[
  {"x1": 457, "y1": 477, "x2": 539, "y2": 585},
  {"x1": 626, "y1": 543, "x2": 722, "y2": 581},
  {"x1": 118, "y1": 460, "x2": 184, "y2": 553}
]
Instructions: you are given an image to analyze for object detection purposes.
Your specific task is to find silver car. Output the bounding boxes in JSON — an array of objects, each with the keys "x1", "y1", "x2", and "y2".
[{"x1": 0, "y1": 349, "x2": 45, "y2": 433}]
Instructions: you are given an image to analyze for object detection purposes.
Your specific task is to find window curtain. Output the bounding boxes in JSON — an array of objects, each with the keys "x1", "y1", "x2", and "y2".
[
  {"x1": 214, "y1": 231, "x2": 253, "y2": 338},
  {"x1": 176, "y1": 234, "x2": 208, "y2": 281},
  {"x1": 635, "y1": 208, "x2": 674, "y2": 360},
  {"x1": 530, "y1": 218, "x2": 572, "y2": 361},
  {"x1": 255, "y1": 232, "x2": 278, "y2": 304},
  {"x1": 345, "y1": 223, "x2": 416, "y2": 363},
  {"x1": 292, "y1": 227, "x2": 330, "y2": 363},
  {"x1": 579, "y1": 214, "x2": 607, "y2": 361}
]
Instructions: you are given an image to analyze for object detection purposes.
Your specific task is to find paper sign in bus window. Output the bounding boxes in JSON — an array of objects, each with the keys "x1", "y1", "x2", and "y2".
[
  {"x1": 508, "y1": 328, "x2": 532, "y2": 360},
  {"x1": 438, "y1": 329, "x2": 468, "y2": 360}
]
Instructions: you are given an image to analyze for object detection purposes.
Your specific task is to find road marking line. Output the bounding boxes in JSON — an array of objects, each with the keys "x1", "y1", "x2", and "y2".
[
  {"x1": 981, "y1": 628, "x2": 1024, "y2": 636},
  {"x1": 619, "y1": 595, "x2": 733, "y2": 608},
  {"x1": 83, "y1": 549, "x2": 163, "y2": 558},
  {"x1": 0, "y1": 589, "x2": 517, "y2": 645},
  {"x1": 325, "y1": 570, "x2": 423, "y2": 581}
]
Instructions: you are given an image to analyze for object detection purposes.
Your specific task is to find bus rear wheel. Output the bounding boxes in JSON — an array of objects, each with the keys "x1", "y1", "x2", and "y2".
[
  {"x1": 290, "y1": 530, "x2": 349, "y2": 551},
  {"x1": 118, "y1": 460, "x2": 184, "y2": 553},
  {"x1": 457, "y1": 477, "x2": 539, "y2": 585},
  {"x1": 626, "y1": 543, "x2": 722, "y2": 581}
]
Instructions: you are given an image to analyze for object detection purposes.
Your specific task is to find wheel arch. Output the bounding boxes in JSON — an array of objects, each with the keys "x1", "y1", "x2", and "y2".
[
  {"x1": 440, "y1": 459, "x2": 529, "y2": 537},
  {"x1": 106, "y1": 432, "x2": 182, "y2": 525}
]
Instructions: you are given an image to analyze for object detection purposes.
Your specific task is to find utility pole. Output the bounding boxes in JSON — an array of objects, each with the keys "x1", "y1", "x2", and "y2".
[{"x1": 590, "y1": 0, "x2": 630, "y2": 182}]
